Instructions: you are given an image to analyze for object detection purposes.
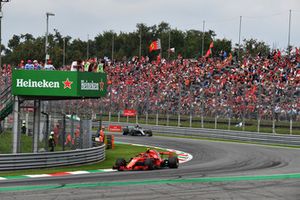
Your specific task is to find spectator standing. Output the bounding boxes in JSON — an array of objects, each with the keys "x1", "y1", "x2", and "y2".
[
  {"x1": 99, "y1": 126, "x2": 105, "y2": 143},
  {"x1": 24, "y1": 60, "x2": 34, "y2": 70},
  {"x1": 53, "y1": 124, "x2": 60, "y2": 144},
  {"x1": 48, "y1": 131, "x2": 56, "y2": 152},
  {"x1": 70, "y1": 60, "x2": 83, "y2": 71},
  {"x1": 17, "y1": 60, "x2": 25, "y2": 69},
  {"x1": 33, "y1": 60, "x2": 42, "y2": 70},
  {"x1": 44, "y1": 60, "x2": 55, "y2": 70},
  {"x1": 21, "y1": 120, "x2": 26, "y2": 134}
]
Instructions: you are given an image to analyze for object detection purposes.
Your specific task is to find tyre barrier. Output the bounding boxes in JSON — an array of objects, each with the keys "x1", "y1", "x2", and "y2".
[
  {"x1": 106, "y1": 135, "x2": 115, "y2": 149},
  {"x1": 0, "y1": 144, "x2": 105, "y2": 171}
]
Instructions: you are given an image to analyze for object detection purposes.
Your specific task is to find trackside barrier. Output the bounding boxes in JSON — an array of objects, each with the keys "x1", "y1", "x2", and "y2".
[
  {"x1": 0, "y1": 145, "x2": 105, "y2": 171},
  {"x1": 102, "y1": 122, "x2": 300, "y2": 147}
]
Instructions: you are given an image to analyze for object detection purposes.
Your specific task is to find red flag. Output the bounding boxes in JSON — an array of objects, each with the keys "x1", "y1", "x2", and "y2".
[
  {"x1": 277, "y1": 50, "x2": 281, "y2": 58},
  {"x1": 296, "y1": 47, "x2": 299, "y2": 56},
  {"x1": 204, "y1": 49, "x2": 211, "y2": 58},
  {"x1": 209, "y1": 41, "x2": 214, "y2": 49},
  {"x1": 204, "y1": 41, "x2": 214, "y2": 58},
  {"x1": 149, "y1": 39, "x2": 161, "y2": 52}
]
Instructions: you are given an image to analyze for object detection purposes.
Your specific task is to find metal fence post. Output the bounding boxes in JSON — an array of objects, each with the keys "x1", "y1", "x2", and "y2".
[
  {"x1": 167, "y1": 113, "x2": 169, "y2": 126},
  {"x1": 257, "y1": 82, "x2": 262, "y2": 133},
  {"x1": 178, "y1": 83, "x2": 181, "y2": 127},
  {"x1": 272, "y1": 85, "x2": 276, "y2": 134},
  {"x1": 62, "y1": 114, "x2": 66, "y2": 151},
  {"x1": 200, "y1": 82, "x2": 204, "y2": 128},
  {"x1": 33, "y1": 99, "x2": 41, "y2": 153},
  {"x1": 290, "y1": 119, "x2": 293, "y2": 135},
  {"x1": 190, "y1": 84, "x2": 193, "y2": 128},
  {"x1": 215, "y1": 116, "x2": 217, "y2": 129},
  {"x1": 108, "y1": 111, "x2": 111, "y2": 123},
  {"x1": 242, "y1": 82, "x2": 246, "y2": 131},
  {"x1": 12, "y1": 96, "x2": 20, "y2": 154}
]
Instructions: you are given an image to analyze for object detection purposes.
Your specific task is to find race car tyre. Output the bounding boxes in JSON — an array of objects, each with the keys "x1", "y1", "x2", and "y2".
[
  {"x1": 146, "y1": 130, "x2": 153, "y2": 137},
  {"x1": 123, "y1": 128, "x2": 129, "y2": 135},
  {"x1": 130, "y1": 130, "x2": 136, "y2": 136},
  {"x1": 161, "y1": 159, "x2": 169, "y2": 168},
  {"x1": 168, "y1": 156, "x2": 179, "y2": 168},
  {"x1": 145, "y1": 158, "x2": 154, "y2": 170},
  {"x1": 115, "y1": 158, "x2": 126, "y2": 171}
]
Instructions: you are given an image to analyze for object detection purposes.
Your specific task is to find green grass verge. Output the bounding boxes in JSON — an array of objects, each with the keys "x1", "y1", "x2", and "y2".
[
  {"x1": 0, "y1": 131, "x2": 72, "y2": 153},
  {"x1": 0, "y1": 143, "x2": 151, "y2": 176},
  {"x1": 154, "y1": 133, "x2": 300, "y2": 149}
]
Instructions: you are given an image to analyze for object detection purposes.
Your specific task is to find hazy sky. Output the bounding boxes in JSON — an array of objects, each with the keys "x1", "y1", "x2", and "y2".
[{"x1": 2, "y1": 0, "x2": 300, "y2": 49}]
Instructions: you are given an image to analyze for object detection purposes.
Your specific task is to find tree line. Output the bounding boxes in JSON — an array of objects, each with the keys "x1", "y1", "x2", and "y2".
[{"x1": 2, "y1": 22, "x2": 270, "y2": 67}]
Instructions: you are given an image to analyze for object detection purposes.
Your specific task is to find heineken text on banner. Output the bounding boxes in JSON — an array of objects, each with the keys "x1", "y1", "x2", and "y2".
[{"x1": 12, "y1": 70, "x2": 107, "y2": 98}]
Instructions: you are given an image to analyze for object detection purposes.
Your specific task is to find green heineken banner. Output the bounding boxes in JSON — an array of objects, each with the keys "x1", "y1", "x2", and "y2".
[{"x1": 12, "y1": 70, "x2": 107, "y2": 98}]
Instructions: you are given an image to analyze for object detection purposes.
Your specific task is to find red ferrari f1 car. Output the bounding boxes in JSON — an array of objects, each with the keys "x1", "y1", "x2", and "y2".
[{"x1": 113, "y1": 149, "x2": 179, "y2": 171}]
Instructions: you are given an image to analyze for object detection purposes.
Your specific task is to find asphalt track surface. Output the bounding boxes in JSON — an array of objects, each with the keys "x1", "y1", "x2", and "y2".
[{"x1": 1, "y1": 134, "x2": 300, "y2": 200}]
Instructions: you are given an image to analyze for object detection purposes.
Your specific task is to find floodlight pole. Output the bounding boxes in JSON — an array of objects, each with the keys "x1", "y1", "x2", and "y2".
[
  {"x1": 63, "y1": 37, "x2": 66, "y2": 66},
  {"x1": 45, "y1": 12, "x2": 55, "y2": 63},
  {"x1": 168, "y1": 31, "x2": 170, "y2": 60},
  {"x1": 238, "y1": 16, "x2": 242, "y2": 60},
  {"x1": 0, "y1": 0, "x2": 10, "y2": 70},
  {"x1": 287, "y1": 9, "x2": 291, "y2": 54},
  {"x1": 87, "y1": 34, "x2": 89, "y2": 60},
  {"x1": 139, "y1": 30, "x2": 141, "y2": 58},
  {"x1": 111, "y1": 33, "x2": 114, "y2": 61},
  {"x1": 201, "y1": 20, "x2": 205, "y2": 57}
]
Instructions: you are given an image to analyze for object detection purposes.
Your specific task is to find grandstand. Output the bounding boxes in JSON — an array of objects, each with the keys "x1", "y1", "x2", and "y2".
[{"x1": 0, "y1": 52, "x2": 299, "y2": 135}]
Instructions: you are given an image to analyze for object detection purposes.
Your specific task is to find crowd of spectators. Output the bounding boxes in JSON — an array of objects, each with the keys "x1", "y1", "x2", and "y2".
[
  {"x1": 1, "y1": 49, "x2": 300, "y2": 122},
  {"x1": 16, "y1": 59, "x2": 55, "y2": 70},
  {"x1": 103, "y1": 50, "x2": 300, "y2": 121}
]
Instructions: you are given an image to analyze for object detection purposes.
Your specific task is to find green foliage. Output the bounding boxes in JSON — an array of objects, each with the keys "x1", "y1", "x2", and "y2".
[
  {"x1": 0, "y1": 131, "x2": 33, "y2": 153},
  {"x1": 213, "y1": 38, "x2": 232, "y2": 56},
  {"x1": 2, "y1": 21, "x2": 271, "y2": 66},
  {"x1": 243, "y1": 38, "x2": 270, "y2": 56}
]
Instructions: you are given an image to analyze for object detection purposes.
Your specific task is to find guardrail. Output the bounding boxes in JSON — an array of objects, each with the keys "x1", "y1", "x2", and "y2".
[
  {"x1": 103, "y1": 122, "x2": 300, "y2": 147},
  {"x1": 0, "y1": 145, "x2": 105, "y2": 171}
]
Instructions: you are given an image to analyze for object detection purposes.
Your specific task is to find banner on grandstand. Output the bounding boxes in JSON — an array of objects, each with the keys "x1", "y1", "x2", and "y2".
[
  {"x1": 149, "y1": 39, "x2": 161, "y2": 52},
  {"x1": 108, "y1": 125, "x2": 122, "y2": 132},
  {"x1": 12, "y1": 70, "x2": 107, "y2": 98},
  {"x1": 123, "y1": 109, "x2": 136, "y2": 117}
]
